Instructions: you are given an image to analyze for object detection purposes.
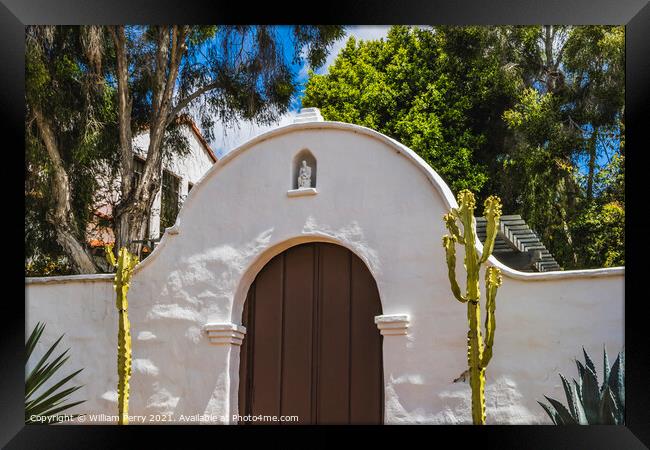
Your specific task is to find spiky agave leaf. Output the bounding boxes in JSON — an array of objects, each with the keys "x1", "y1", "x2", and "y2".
[
  {"x1": 559, "y1": 373, "x2": 577, "y2": 419},
  {"x1": 581, "y1": 364, "x2": 601, "y2": 424},
  {"x1": 538, "y1": 400, "x2": 561, "y2": 425},
  {"x1": 607, "y1": 350, "x2": 625, "y2": 421},
  {"x1": 26, "y1": 368, "x2": 84, "y2": 411},
  {"x1": 602, "y1": 345, "x2": 610, "y2": 392},
  {"x1": 599, "y1": 386, "x2": 619, "y2": 425},
  {"x1": 582, "y1": 347, "x2": 598, "y2": 385},
  {"x1": 25, "y1": 334, "x2": 66, "y2": 397},
  {"x1": 544, "y1": 396, "x2": 577, "y2": 424},
  {"x1": 571, "y1": 381, "x2": 588, "y2": 424},
  {"x1": 575, "y1": 358, "x2": 586, "y2": 381}
]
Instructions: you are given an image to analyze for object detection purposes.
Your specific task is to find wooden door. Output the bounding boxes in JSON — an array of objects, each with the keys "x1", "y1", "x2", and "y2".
[{"x1": 238, "y1": 242, "x2": 384, "y2": 424}]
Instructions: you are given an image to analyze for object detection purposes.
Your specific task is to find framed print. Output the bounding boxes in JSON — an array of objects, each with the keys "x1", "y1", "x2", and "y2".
[{"x1": 4, "y1": 0, "x2": 649, "y2": 447}]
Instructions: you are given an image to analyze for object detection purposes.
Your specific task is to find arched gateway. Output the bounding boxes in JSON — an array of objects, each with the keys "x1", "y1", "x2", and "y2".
[
  {"x1": 239, "y1": 242, "x2": 383, "y2": 424},
  {"x1": 26, "y1": 110, "x2": 624, "y2": 424}
]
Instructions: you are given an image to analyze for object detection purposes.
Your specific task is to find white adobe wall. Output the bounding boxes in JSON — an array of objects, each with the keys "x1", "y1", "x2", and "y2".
[{"x1": 25, "y1": 122, "x2": 623, "y2": 425}]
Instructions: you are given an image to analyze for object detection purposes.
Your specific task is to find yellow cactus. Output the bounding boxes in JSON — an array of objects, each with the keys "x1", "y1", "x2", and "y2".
[
  {"x1": 105, "y1": 244, "x2": 139, "y2": 425},
  {"x1": 442, "y1": 190, "x2": 503, "y2": 425}
]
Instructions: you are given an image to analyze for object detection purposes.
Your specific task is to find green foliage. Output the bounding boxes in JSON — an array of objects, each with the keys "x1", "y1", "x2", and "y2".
[
  {"x1": 25, "y1": 322, "x2": 85, "y2": 424},
  {"x1": 306, "y1": 25, "x2": 624, "y2": 270},
  {"x1": 105, "y1": 244, "x2": 139, "y2": 425},
  {"x1": 571, "y1": 201, "x2": 624, "y2": 267},
  {"x1": 539, "y1": 347, "x2": 624, "y2": 424},
  {"x1": 25, "y1": 26, "x2": 119, "y2": 275},
  {"x1": 304, "y1": 26, "x2": 506, "y2": 193},
  {"x1": 26, "y1": 26, "x2": 345, "y2": 275},
  {"x1": 171, "y1": 25, "x2": 345, "y2": 140},
  {"x1": 442, "y1": 189, "x2": 503, "y2": 424}
]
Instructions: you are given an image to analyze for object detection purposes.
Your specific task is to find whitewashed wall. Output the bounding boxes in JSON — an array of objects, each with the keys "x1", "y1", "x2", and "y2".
[{"x1": 25, "y1": 121, "x2": 624, "y2": 425}]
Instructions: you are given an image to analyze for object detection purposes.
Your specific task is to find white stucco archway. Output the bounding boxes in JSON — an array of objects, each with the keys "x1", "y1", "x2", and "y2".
[
  {"x1": 26, "y1": 120, "x2": 624, "y2": 424},
  {"x1": 229, "y1": 233, "x2": 384, "y2": 326}
]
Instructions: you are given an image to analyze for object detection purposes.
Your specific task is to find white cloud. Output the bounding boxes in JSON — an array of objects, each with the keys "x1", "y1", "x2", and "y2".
[{"x1": 210, "y1": 111, "x2": 298, "y2": 158}]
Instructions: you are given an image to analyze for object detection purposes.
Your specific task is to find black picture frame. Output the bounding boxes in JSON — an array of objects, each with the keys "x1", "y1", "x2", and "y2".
[{"x1": 4, "y1": 0, "x2": 649, "y2": 447}]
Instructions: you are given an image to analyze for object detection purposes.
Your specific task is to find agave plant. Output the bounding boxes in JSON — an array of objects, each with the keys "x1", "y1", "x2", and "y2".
[
  {"x1": 25, "y1": 322, "x2": 85, "y2": 424},
  {"x1": 538, "y1": 346, "x2": 624, "y2": 425}
]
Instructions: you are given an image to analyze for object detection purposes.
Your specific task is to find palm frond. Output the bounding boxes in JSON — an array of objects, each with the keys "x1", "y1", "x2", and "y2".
[{"x1": 25, "y1": 322, "x2": 85, "y2": 424}]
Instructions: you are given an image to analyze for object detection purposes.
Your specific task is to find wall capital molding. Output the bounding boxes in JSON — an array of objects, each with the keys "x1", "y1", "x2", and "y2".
[
  {"x1": 204, "y1": 323, "x2": 247, "y2": 346},
  {"x1": 287, "y1": 187, "x2": 318, "y2": 197},
  {"x1": 374, "y1": 314, "x2": 410, "y2": 336}
]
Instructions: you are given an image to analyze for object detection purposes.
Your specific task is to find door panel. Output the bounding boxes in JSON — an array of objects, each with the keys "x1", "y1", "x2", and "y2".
[
  {"x1": 239, "y1": 242, "x2": 383, "y2": 424},
  {"x1": 248, "y1": 254, "x2": 283, "y2": 417},
  {"x1": 317, "y1": 244, "x2": 351, "y2": 424},
  {"x1": 350, "y1": 256, "x2": 384, "y2": 423},
  {"x1": 280, "y1": 244, "x2": 314, "y2": 422}
]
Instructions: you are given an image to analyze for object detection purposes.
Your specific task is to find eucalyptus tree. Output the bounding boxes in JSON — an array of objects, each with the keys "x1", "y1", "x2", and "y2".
[
  {"x1": 26, "y1": 26, "x2": 118, "y2": 274},
  {"x1": 108, "y1": 25, "x2": 344, "y2": 257},
  {"x1": 26, "y1": 25, "x2": 345, "y2": 273}
]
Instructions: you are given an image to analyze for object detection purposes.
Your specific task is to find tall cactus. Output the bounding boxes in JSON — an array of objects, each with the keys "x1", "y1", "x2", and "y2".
[
  {"x1": 105, "y1": 245, "x2": 139, "y2": 425},
  {"x1": 442, "y1": 189, "x2": 503, "y2": 425}
]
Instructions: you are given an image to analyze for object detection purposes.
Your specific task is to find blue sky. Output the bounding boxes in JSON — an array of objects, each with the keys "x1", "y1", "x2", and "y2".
[
  {"x1": 208, "y1": 26, "x2": 620, "y2": 179},
  {"x1": 208, "y1": 26, "x2": 391, "y2": 157}
]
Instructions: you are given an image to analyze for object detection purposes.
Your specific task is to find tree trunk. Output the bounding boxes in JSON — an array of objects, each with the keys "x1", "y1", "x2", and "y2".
[
  {"x1": 110, "y1": 26, "x2": 187, "y2": 256},
  {"x1": 586, "y1": 129, "x2": 598, "y2": 202},
  {"x1": 557, "y1": 176, "x2": 579, "y2": 267},
  {"x1": 33, "y1": 107, "x2": 98, "y2": 274}
]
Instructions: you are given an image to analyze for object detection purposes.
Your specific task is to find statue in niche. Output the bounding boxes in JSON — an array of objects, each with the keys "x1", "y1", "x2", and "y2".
[{"x1": 298, "y1": 160, "x2": 312, "y2": 188}]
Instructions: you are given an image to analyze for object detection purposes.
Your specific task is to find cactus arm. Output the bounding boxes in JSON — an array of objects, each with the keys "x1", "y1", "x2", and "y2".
[
  {"x1": 455, "y1": 191, "x2": 480, "y2": 302},
  {"x1": 480, "y1": 266, "x2": 502, "y2": 368},
  {"x1": 478, "y1": 196, "x2": 502, "y2": 264},
  {"x1": 443, "y1": 213, "x2": 465, "y2": 245},
  {"x1": 104, "y1": 244, "x2": 116, "y2": 267},
  {"x1": 443, "y1": 235, "x2": 468, "y2": 303}
]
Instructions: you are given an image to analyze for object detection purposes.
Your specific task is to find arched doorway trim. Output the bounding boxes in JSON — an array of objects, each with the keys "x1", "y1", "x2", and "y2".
[
  {"x1": 236, "y1": 241, "x2": 385, "y2": 424},
  {"x1": 230, "y1": 234, "x2": 383, "y2": 326}
]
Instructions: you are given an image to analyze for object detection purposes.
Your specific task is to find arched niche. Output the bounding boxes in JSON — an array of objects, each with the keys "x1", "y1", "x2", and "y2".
[{"x1": 292, "y1": 149, "x2": 317, "y2": 189}]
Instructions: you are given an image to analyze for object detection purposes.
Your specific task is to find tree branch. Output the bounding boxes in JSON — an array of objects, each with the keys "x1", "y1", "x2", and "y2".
[
  {"x1": 33, "y1": 106, "x2": 97, "y2": 273},
  {"x1": 109, "y1": 25, "x2": 135, "y2": 201},
  {"x1": 167, "y1": 80, "x2": 220, "y2": 126}
]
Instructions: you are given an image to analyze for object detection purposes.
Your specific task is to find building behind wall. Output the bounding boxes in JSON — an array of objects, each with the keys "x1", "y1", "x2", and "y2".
[{"x1": 86, "y1": 115, "x2": 217, "y2": 266}]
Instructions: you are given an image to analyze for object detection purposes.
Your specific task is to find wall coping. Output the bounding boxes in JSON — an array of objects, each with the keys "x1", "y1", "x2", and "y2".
[{"x1": 25, "y1": 273, "x2": 114, "y2": 285}]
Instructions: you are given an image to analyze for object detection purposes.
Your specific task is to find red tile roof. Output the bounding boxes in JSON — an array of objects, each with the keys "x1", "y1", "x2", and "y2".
[
  {"x1": 137, "y1": 114, "x2": 219, "y2": 164},
  {"x1": 176, "y1": 114, "x2": 218, "y2": 163}
]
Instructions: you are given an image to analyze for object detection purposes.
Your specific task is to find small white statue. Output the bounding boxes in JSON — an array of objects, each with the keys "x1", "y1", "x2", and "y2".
[{"x1": 298, "y1": 160, "x2": 312, "y2": 188}]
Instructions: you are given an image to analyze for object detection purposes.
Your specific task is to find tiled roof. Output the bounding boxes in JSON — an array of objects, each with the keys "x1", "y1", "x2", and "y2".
[
  {"x1": 176, "y1": 114, "x2": 218, "y2": 163},
  {"x1": 137, "y1": 114, "x2": 218, "y2": 163}
]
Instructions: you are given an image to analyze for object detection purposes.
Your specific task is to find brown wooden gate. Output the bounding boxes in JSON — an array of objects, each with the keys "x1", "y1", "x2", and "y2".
[{"x1": 238, "y1": 242, "x2": 384, "y2": 424}]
